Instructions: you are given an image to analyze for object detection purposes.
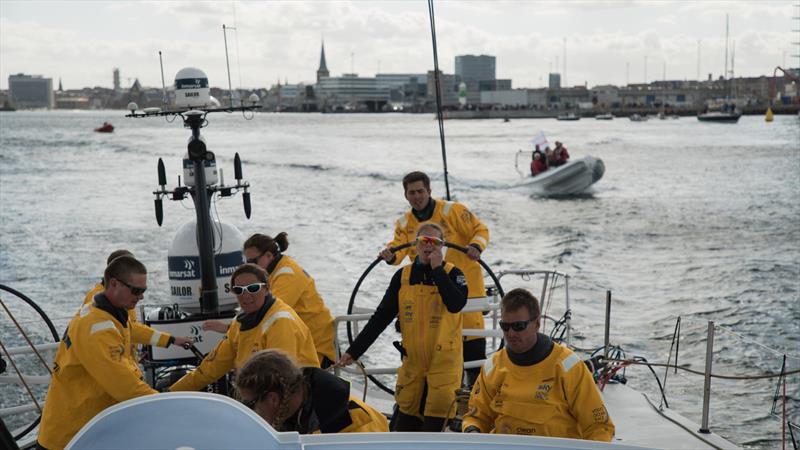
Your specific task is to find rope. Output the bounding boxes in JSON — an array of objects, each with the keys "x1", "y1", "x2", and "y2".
[
  {"x1": 0, "y1": 336, "x2": 42, "y2": 413},
  {"x1": 603, "y1": 357, "x2": 800, "y2": 380},
  {"x1": 713, "y1": 325, "x2": 800, "y2": 361},
  {"x1": 0, "y1": 296, "x2": 53, "y2": 375}
]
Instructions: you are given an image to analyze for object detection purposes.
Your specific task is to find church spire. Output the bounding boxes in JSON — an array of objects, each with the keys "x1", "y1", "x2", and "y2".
[{"x1": 316, "y1": 40, "x2": 329, "y2": 83}]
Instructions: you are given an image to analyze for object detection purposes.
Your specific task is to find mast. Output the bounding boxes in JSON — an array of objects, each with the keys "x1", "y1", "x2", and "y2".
[{"x1": 724, "y1": 14, "x2": 729, "y2": 80}]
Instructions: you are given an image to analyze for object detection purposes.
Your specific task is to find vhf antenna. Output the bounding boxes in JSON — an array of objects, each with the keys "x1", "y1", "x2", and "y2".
[
  {"x1": 159, "y1": 51, "x2": 168, "y2": 108},
  {"x1": 223, "y1": 24, "x2": 236, "y2": 107}
]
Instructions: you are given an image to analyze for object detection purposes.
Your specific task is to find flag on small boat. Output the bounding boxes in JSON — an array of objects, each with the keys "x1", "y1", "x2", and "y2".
[{"x1": 531, "y1": 131, "x2": 549, "y2": 149}]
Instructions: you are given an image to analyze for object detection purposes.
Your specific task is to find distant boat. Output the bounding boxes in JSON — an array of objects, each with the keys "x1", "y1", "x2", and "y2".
[
  {"x1": 556, "y1": 112, "x2": 580, "y2": 121},
  {"x1": 0, "y1": 103, "x2": 15, "y2": 112},
  {"x1": 595, "y1": 113, "x2": 613, "y2": 120},
  {"x1": 629, "y1": 113, "x2": 648, "y2": 122},
  {"x1": 697, "y1": 110, "x2": 741, "y2": 123},
  {"x1": 518, "y1": 155, "x2": 605, "y2": 195},
  {"x1": 94, "y1": 122, "x2": 114, "y2": 133}
]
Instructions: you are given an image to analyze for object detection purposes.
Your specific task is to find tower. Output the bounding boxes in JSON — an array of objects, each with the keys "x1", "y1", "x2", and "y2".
[
  {"x1": 316, "y1": 41, "x2": 329, "y2": 83},
  {"x1": 113, "y1": 68, "x2": 120, "y2": 91}
]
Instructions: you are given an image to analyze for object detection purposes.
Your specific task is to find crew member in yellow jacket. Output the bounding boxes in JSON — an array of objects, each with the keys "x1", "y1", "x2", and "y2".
[
  {"x1": 170, "y1": 263, "x2": 319, "y2": 392},
  {"x1": 380, "y1": 171, "x2": 490, "y2": 387},
  {"x1": 237, "y1": 349, "x2": 389, "y2": 433},
  {"x1": 38, "y1": 256, "x2": 160, "y2": 450},
  {"x1": 339, "y1": 223, "x2": 468, "y2": 431},
  {"x1": 82, "y1": 249, "x2": 190, "y2": 374},
  {"x1": 462, "y1": 288, "x2": 614, "y2": 441},
  {"x1": 243, "y1": 232, "x2": 336, "y2": 367}
]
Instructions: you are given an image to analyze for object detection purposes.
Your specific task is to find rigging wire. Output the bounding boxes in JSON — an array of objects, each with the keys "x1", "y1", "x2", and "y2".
[
  {"x1": 602, "y1": 357, "x2": 800, "y2": 380},
  {"x1": 426, "y1": 0, "x2": 451, "y2": 200}
]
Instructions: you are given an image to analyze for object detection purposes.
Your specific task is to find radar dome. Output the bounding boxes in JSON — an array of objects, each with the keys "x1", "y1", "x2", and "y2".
[{"x1": 174, "y1": 67, "x2": 211, "y2": 109}]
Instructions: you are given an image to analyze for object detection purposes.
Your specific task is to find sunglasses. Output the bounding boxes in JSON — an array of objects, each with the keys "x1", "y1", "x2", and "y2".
[
  {"x1": 119, "y1": 279, "x2": 146, "y2": 296},
  {"x1": 498, "y1": 319, "x2": 535, "y2": 332},
  {"x1": 246, "y1": 250, "x2": 267, "y2": 265},
  {"x1": 240, "y1": 396, "x2": 259, "y2": 409},
  {"x1": 416, "y1": 235, "x2": 444, "y2": 247},
  {"x1": 232, "y1": 283, "x2": 265, "y2": 295}
]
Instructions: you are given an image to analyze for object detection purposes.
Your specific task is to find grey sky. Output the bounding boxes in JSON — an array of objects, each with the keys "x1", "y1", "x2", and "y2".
[{"x1": 1, "y1": 0, "x2": 797, "y2": 90}]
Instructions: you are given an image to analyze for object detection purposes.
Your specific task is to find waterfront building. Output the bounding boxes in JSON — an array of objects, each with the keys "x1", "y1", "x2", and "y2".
[
  {"x1": 455, "y1": 54, "x2": 497, "y2": 105},
  {"x1": 376, "y1": 74, "x2": 427, "y2": 110},
  {"x1": 8, "y1": 73, "x2": 54, "y2": 109},
  {"x1": 455, "y1": 55, "x2": 496, "y2": 83},
  {"x1": 113, "y1": 68, "x2": 120, "y2": 91},
  {"x1": 548, "y1": 73, "x2": 561, "y2": 89},
  {"x1": 316, "y1": 74, "x2": 389, "y2": 112},
  {"x1": 426, "y1": 70, "x2": 459, "y2": 106}
]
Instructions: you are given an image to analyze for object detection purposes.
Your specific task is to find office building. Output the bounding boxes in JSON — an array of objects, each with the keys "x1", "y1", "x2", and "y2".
[
  {"x1": 8, "y1": 73, "x2": 54, "y2": 109},
  {"x1": 549, "y1": 73, "x2": 561, "y2": 89},
  {"x1": 455, "y1": 55, "x2": 496, "y2": 83}
]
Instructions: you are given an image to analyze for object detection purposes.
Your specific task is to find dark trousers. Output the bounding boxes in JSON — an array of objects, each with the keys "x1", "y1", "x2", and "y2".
[{"x1": 463, "y1": 338, "x2": 487, "y2": 388}]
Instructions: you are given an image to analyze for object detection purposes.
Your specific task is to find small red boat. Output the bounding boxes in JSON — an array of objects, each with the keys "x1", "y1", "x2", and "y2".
[{"x1": 94, "y1": 122, "x2": 114, "y2": 133}]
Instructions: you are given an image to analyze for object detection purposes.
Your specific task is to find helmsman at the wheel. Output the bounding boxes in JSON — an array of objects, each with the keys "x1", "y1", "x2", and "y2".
[{"x1": 338, "y1": 223, "x2": 468, "y2": 432}]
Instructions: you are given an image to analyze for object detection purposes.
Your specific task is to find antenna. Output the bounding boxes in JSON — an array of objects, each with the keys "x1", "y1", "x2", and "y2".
[
  {"x1": 223, "y1": 24, "x2": 235, "y2": 107},
  {"x1": 644, "y1": 55, "x2": 648, "y2": 83},
  {"x1": 626, "y1": 61, "x2": 629, "y2": 86},
  {"x1": 158, "y1": 51, "x2": 168, "y2": 107},
  {"x1": 697, "y1": 40, "x2": 701, "y2": 81},
  {"x1": 724, "y1": 14, "x2": 729, "y2": 80},
  {"x1": 563, "y1": 37, "x2": 567, "y2": 87}
]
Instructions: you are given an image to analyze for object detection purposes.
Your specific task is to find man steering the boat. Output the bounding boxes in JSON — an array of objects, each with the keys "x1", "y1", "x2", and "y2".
[
  {"x1": 338, "y1": 223, "x2": 468, "y2": 431},
  {"x1": 38, "y1": 256, "x2": 160, "y2": 450},
  {"x1": 462, "y1": 288, "x2": 614, "y2": 441},
  {"x1": 379, "y1": 171, "x2": 490, "y2": 388}
]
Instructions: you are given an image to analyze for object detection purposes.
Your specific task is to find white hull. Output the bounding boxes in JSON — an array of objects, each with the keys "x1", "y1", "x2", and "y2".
[{"x1": 517, "y1": 156, "x2": 605, "y2": 195}]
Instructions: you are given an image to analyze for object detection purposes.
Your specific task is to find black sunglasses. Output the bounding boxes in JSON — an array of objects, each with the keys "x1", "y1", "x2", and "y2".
[
  {"x1": 246, "y1": 250, "x2": 268, "y2": 265},
  {"x1": 119, "y1": 279, "x2": 146, "y2": 296},
  {"x1": 498, "y1": 319, "x2": 535, "y2": 332},
  {"x1": 240, "y1": 396, "x2": 259, "y2": 409},
  {"x1": 232, "y1": 283, "x2": 265, "y2": 295}
]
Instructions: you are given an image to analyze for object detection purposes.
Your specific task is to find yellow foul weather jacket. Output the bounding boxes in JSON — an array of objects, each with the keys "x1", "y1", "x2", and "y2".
[
  {"x1": 395, "y1": 263, "x2": 464, "y2": 419},
  {"x1": 82, "y1": 283, "x2": 172, "y2": 372},
  {"x1": 462, "y1": 344, "x2": 615, "y2": 441},
  {"x1": 387, "y1": 199, "x2": 489, "y2": 337},
  {"x1": 38, "y1": 297, "x2": 157, "y2": 450},
  {"x1": 269, "y1": 255, "x2": 336, "y2": 364},
  {"x1": 169, "y1": 295, "x2": 319, "y2": 392}
]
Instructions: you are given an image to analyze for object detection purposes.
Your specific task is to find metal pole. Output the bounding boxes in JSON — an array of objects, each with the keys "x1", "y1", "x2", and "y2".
[
  {"x1": 603, "y1": 290, "x2": 611, "y2": 360},
  {"x1": 427, "y1": 0, "x2": 451, "y2": 200},
  {"x1": 699, "y1": 320, "x2": 715, "y2": 433},
  {"x1": 186, "y1": 114, "x2": 219, "y2": 315},
  {"x1": 223, "y1": 25, "x2": 234, "y2": 107}
]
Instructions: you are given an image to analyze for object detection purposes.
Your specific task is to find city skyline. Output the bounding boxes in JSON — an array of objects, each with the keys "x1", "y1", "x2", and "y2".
[{"x1": 1, "y1": 0, "x2": 797, "y2": 91}]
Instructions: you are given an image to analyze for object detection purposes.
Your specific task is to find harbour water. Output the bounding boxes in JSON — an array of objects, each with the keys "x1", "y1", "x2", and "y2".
[{"x1": 1, "y1": 110, "x2": 798, "y2": 448}]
